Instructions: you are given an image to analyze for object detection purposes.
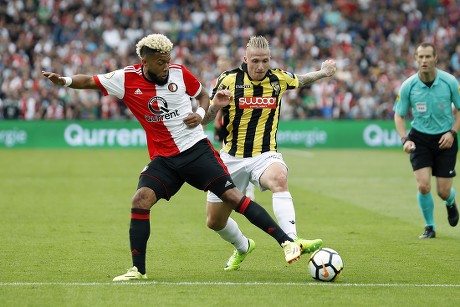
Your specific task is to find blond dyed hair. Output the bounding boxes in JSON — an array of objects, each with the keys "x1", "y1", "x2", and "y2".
[
  {"x1": 246, "y1": 35, "x2": 270, "y2": 50},
  {"x1": 136, "y1": 34, "x2": 173, "y2": 59}
]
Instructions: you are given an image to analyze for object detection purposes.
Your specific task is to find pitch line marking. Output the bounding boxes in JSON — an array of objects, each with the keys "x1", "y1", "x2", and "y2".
[{"x1": 0, "y1": 281, "x2": 459, "y2": 287}]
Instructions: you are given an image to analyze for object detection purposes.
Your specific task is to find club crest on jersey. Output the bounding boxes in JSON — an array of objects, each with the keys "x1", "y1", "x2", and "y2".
[
  {"x1": 238, "y1": 97, "x2": 277, "y2": 109},
  {"x1": 145, "y1": 96, "x2": 180, "y2": 123},
  {"x1": 270, "y1": 80, "x2": 281, "y2": 96},
  {"x1": 168, "y1": 83, "x2": 178, "y2": 92}
]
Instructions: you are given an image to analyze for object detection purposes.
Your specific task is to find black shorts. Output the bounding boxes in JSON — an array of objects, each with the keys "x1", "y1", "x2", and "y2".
[
  {"x1": 408, "y1": 129, "x2": 458, "y2": 177},
  {"x1": 137, "y1": 138, "x2": 235, "y2": 200}
]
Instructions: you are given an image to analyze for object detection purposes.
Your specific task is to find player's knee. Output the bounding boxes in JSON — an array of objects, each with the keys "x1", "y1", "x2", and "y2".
[
  {"x1": 273, "y1": 171, "x2": 288, "y2": 185},
  {"x1": 206, "y1": 214, "x2": 227, "y2": 231},
  {"x1": 219, "y1": 188, "x2": 244, "y2": 209},
  {"x1": 262, "y1": 168, "x2": 288, "y2": 191},
  {"x1": 437, "y1": 188, "x2": 451, "y2": 200},
  {"x1": 131, "y1": 187, "x2": 156, "y2": 209}
]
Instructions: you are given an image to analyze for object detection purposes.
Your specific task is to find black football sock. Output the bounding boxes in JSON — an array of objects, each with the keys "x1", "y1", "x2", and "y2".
[
  {"x1": 235, "y1": 196, "x2": 292, "y2": 245},
  {"x1": 129, "y1": 208, "x2": 150, "y2": 275}
]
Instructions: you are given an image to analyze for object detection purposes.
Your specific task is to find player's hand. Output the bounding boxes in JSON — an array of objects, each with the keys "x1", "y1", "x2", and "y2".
[
  {"x1": 42, "y1": 71, "x2": 66, "y2": 86},
  {"x1": 403, "y1": 141, "x2": 416, "y2": 153},
  {"x1": 183, "y1": 112, "x2": 203, "y2": 128},
  {"x1": 439, "y1": 132, "x2": 454, "y2": 149},
  {"x1": 212, "y1": 89, "x2": 233, "y2": 108},
  {"x1": 321, "y1": 60, "x2": 336, "y2": 77}
]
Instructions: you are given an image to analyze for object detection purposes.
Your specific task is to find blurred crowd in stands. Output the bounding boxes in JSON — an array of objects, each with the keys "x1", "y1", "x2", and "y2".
[{"x1": 0, "y1": 0, "x2": 459, "y2": 121}]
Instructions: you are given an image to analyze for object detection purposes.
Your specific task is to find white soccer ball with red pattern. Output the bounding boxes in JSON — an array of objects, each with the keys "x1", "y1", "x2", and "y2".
[{"x1": 307, "y1": 248, "x2": 344, "y2": 282}]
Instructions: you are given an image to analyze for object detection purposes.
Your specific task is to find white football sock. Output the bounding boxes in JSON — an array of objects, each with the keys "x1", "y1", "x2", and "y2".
[
  {"x1": 273, "y1": 191, "x2": 297, "y2": 239},
  {"x1": 216, "y1": 217, "x2": 249, "y2": 253}
]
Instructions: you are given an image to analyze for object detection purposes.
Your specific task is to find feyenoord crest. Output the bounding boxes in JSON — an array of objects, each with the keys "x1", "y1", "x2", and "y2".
[{"x1": 168, "y1": 82, "x2": 178, "y2": 92}]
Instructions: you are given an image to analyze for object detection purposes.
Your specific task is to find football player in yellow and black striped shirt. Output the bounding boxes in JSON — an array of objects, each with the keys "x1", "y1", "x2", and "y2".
[{"x1": 202, "y1": 35, "x2": 336, "y2": 271}]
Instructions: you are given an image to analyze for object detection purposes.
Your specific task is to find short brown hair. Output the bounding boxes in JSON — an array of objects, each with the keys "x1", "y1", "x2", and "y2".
[{"x1": 416, "y1": 42, "x2": 437, "y2": 57}]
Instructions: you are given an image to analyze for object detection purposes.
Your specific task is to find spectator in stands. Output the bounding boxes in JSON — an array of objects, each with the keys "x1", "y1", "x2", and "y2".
[{"x1": 1, "y1": 0, "x2": 460, "y2": 121}]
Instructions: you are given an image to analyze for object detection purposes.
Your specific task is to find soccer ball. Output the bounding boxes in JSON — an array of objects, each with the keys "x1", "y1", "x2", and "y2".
[{"x1": 307, "y1": 248, "x2": 344, "y2": 282}]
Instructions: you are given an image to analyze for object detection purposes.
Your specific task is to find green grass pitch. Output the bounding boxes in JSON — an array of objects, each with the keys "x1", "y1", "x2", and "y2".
[{"x1": 0, "y1": 148, "x2": 459, "y2": 306}]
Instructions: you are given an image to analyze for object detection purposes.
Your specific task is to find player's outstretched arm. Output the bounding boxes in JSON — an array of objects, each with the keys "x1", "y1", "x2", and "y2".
[
  {"x1": 42, "y1": 71, "x2": 100, "y2": 90},
  {"x1": 297, "y1": 59, "x2": 337, "y2": 88}
]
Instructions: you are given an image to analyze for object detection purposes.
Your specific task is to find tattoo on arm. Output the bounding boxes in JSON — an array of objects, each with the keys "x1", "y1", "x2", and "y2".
[
  {"x1": 202, "y1": 105, "x2": 219, "y2": 125},
  {"x1": 298, "y1": 71, "x2": 327, "y2": 88}
]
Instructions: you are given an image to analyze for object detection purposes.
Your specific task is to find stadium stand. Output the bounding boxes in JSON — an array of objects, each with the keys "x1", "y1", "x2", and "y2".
[{"x1": 0, "y1": 0, "x2": 459, "y2": 120}]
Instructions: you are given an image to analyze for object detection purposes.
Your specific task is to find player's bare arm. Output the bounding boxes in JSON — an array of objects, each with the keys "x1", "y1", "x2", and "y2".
[
  {"x1": 42, "y1": 71, "x2": 99, "y2": 89},
  {"x1": 297, "y1": 59, "x2": 337, "y2": 88},
  {"x1": 201, "y1": 89, "x2": 232, "y2": 125},
  {"x1": 183, "y1": 88, "x2": 210, "y2": 128}
]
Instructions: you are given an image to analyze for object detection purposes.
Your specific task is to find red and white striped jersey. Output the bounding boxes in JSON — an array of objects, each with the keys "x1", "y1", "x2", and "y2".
[{"x1": 94, "y1": 63, "x2": 206, "y2": 159}]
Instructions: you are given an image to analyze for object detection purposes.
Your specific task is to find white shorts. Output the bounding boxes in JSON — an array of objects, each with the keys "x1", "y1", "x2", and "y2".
[{"x1": 207, "y1": 150, "x2": 287, "y2": 202}]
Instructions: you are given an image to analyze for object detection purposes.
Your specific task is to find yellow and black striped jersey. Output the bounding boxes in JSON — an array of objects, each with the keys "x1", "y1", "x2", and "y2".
[{"x1": 211, "y1": 63, "x2": 299, "y2": 158}]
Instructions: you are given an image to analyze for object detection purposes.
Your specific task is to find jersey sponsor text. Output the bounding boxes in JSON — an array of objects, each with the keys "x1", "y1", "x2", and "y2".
[
  {"x1": 144, "y1": 110, "x2": 180, "y2": 122},
  {"x1": 238, "y1": 96, "x2": 277, "y2": 109}
]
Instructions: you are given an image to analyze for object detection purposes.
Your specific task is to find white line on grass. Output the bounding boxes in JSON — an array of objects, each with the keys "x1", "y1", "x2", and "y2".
[{"x1": 1, "y1": 282, "x2": 459, "y2": 287}]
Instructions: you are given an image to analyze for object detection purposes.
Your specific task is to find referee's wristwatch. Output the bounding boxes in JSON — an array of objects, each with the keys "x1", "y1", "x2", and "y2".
[
  {"x1": 401, "y1": 136, "x2": 409, "y2": 145},
  {"x1": 449, "y1": 129, "x2": 457, "y2": 138}
]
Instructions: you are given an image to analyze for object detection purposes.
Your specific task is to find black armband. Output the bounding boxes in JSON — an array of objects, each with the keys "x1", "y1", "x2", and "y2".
[
  {"x1": 449, "y1": 129, "x2": 457, "y2": 138},
  {"x1": 401, "y1": 136, "x2": 410, "y2": 145}
]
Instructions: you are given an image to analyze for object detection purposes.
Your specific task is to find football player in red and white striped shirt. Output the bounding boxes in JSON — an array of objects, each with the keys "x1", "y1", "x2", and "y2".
[{"x1": 42, "y1": 33, "x2": 303, "y2": 281}]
